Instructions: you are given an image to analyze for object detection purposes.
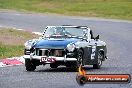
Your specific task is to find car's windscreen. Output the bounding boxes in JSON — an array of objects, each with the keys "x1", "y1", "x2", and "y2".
[{"x1": 44, "y1": 27, "x2": 87, "y2": 38}]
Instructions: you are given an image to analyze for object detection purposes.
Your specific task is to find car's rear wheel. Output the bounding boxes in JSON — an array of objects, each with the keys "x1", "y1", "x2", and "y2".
[
  {"x1": 93, "y1": 52, "x2": 103, "y2": 69},
  {"x1": 50, "y1": 63, "x2": 58, "y2": 68},
  {"x1": 25, "y1": 59, "x2": 36, "y2": 71}
]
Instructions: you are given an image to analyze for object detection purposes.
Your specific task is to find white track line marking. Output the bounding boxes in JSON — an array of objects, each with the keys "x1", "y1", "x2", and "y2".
[{"x1": 32, "y1": 32, "x2": 42, "y2": 35}]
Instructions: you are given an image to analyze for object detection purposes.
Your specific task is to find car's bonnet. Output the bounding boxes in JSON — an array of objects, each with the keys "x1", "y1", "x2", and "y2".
[{"x1": 34, "y1": 38, "x2": 78, "y2": 49}]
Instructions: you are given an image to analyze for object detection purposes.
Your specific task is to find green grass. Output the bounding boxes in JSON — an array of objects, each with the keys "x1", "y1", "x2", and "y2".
[
  {"x1": 0, "y1": 44, "x2": 24, "y2": 59},
  {"x1": 0, "y1": 0, "x2": 132, "y2": 20},
  {"x1": 0, "y1": 28, "x2": 39, "y2": 59}
]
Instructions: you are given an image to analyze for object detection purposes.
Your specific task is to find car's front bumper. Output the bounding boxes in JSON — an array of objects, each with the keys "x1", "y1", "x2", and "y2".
[{"x1": 24, "y1": 55, "x2": 77, "y2": 63}]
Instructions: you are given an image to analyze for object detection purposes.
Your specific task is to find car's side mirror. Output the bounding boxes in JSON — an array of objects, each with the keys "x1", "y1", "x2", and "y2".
[{"x1": 95, "y1": 35, "x2": 99, "y2": 40}]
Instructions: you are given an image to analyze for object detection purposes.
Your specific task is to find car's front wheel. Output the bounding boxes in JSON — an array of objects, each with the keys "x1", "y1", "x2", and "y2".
[
  {"x1": 93, "y1": 52, "x2": 103, "y2": 69},
  {"x1": 25, "y1": 59, "x2": 36, "y2": 71},
  {"x1": 70, "y1": 49, "x2": 84, "y2": 71},
  {"x1": 77, "y1": 49, "x2": 83, "y2": 67}
]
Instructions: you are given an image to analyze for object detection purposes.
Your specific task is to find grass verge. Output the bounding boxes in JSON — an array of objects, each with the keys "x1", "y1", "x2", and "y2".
[
  {"x1": 0, "y1": 28, "x2": 40, "y2": 59},
  {"x1": 0, "y1": 44, "x2": 24, "y2": 59},
  {"x1": 0, "y1": 0, "x2": 132, "y2": 20}
]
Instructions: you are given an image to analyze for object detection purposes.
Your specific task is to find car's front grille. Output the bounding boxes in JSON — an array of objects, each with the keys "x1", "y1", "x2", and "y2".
[{"x1": 35, "y1": 48, "x2": 65, "y2": 57}]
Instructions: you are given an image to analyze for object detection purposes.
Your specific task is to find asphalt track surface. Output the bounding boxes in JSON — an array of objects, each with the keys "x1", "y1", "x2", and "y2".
[{"x1": 0, "y1": 11, "x2": 132, "y2": 88}]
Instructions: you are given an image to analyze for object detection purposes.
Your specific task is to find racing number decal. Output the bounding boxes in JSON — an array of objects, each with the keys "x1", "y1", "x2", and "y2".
[{"x1": 91, "y1": 45, "x2": 96, "y2": 60}]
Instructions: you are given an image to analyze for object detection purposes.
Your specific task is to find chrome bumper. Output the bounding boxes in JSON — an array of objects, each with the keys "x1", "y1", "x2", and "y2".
[{"x1": 24, "y1": 55, "x2": 77, "y2": 62}]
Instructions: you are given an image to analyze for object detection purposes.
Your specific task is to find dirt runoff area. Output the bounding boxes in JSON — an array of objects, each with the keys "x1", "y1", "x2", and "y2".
[{"x1": 0, "y1": 28, "x2": 40, "y2": 45}]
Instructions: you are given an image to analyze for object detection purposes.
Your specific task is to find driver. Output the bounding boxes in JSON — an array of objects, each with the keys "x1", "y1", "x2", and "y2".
[{"x1": 54, "y1": 27, "x2": 65, "y2": 35}]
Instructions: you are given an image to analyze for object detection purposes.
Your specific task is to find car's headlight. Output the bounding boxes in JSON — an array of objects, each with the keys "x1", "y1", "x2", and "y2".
[
  {"x1": 24, "y1": 40, "x2": 33, "y2": 50},
  {"x1": 67, "y1": 43, "x2": 75, "y2": 52},
  {"x1": 25, "y1": 44, "x2": 32, "y2": 50},
  {"x1": 24, "y1": 39, "x2": 38, "y2": 50}
]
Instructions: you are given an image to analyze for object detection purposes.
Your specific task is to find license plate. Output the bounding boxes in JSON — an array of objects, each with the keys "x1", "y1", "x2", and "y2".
[{"x1": 40, "y1": 57, "x2": 55, "y2": 63}]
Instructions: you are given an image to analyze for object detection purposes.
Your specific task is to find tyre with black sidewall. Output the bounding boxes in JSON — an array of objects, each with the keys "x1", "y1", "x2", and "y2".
[
  {"x1": 70, "y1": 49, "x2": 83, "y2": 71},
  {"x1": 93, "y1": 51, "x2": 103, "y2": 69},
  {"x1": 25, "y1": 59, "x2": 36, "y2": 71}
]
